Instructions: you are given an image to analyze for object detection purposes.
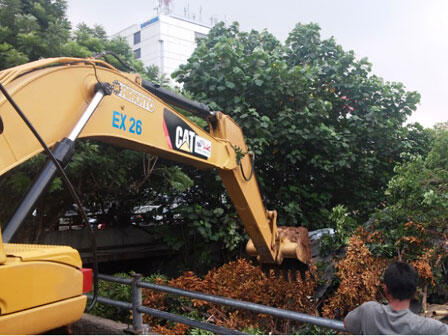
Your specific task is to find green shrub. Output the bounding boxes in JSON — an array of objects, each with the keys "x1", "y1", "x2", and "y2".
[
  {"x1": 320, "y1": 205, "x2": 358, "y2": 256},
  {"x1": 89, "y1": 272, "x2": 168, "y2": 323},
  {"x1": 90, "y1": 272, "x2": 132, "y2": 323},
  {"x1": 294, "y1": 324, "x2": 337, "y2": 335}
]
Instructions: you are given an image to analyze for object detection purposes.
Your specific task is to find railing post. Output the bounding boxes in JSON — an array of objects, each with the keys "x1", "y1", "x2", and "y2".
[{"x1": 130, "y1": 273, "x2": 145, "y2": 334}]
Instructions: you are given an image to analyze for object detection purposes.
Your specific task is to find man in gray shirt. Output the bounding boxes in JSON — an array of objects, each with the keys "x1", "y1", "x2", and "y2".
[{"x1": 344, "y1": 261, "x2": 448, "y2": 334}]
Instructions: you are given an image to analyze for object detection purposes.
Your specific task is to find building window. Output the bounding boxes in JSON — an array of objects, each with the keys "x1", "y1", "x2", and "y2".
[
  {"x1": 134, "y1": 48, "x2": 141, "y2": 59},
  {"x1": 134, "y1": 31, "x2": 141, "y2": 45}
]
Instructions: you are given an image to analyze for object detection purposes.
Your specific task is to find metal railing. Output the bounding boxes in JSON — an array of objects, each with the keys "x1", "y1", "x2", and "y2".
[{"x1": 87, "y1": 273, "x2": 346, "y2": 334}]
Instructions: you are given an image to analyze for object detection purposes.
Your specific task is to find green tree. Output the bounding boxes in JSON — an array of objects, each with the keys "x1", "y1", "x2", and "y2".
[
  {"x1": 174, "y1": 22, "x2": 428, "y2": 228},
  {"x1": 0, "y1": 0, "x2": 71, "y2": 68},
  {"x1": 379, "y1": 128, "x2": 448, "y2": 230},
  {"x1": 144, "y1": 64, "x2": 171, "y2": 87},
  {"x1": 360, "y1": 128, "x2": 448, "y2": 302}
]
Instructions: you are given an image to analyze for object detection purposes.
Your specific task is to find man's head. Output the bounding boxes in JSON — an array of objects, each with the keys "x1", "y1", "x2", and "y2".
[{"x1": 383, "y1": 261, "x2": 418, "y2": 301}]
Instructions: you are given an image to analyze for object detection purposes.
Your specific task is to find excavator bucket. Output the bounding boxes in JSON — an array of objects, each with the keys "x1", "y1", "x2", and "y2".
[
  {"x1": 277, "y1": 226, "x2": 313, "y2": 281},
  {"x1": 277, "y1": 226, "x2": 312, "y2": 265},
  {"x1": 246, "y1": 225, "x2": 312, "y2": 281}
]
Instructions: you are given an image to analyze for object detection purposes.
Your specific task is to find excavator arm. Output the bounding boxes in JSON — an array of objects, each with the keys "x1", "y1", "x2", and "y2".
[{"x1": 0, "y1": 58, "x2": 311, "y2": 333}]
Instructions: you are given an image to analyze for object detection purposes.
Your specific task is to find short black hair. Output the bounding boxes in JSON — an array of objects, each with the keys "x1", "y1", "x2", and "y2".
[{"x1": 384, "y1": 261, "x2": 418, "y2": 300}]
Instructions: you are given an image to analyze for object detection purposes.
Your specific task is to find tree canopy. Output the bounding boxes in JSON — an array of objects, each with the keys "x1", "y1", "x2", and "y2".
[
  {"x1": 174, "y1": 22, "x2": 429, "y2": 227},
  {"x1": 0, "y1": 0, "x2": 70, "y2": 67}
]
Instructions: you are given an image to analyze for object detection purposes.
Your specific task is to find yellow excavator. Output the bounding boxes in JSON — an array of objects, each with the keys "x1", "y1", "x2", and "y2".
[{"x1": 0, "y1": 57, "x2": 311, "y2": 334}]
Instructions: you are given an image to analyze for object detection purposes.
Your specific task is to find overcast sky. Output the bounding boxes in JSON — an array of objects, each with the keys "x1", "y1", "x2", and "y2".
[{"x1": 67, "y1": 0, "x2": 448, "y2": 128}]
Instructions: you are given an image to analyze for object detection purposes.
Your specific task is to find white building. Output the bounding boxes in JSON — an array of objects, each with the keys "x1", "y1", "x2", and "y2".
[{"x1": 113, "y1": 14, "x2": 210, "y2": 80}]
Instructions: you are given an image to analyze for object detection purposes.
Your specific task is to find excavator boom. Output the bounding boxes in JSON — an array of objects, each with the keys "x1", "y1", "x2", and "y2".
[{"x1": 0, "y1": 58, "x2": 311, "y2": 333}]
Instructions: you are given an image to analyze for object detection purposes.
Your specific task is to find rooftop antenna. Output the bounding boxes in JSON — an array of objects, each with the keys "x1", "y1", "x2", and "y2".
[
  {"x1": 199, "y1": 5, "x2": 202, "y2": 22},
  {"x1": 154, "y1": 0, "x2": 161, "y2": 15},
  {"x1": 162, "y1": 0, "x2": 172, "y2": 15},
  {"x1": 154, "y1": 0, "x2": 161, "y2": 16},
  {"x1": 156, "y1": 0, "x2": 172, "y2": 15}
]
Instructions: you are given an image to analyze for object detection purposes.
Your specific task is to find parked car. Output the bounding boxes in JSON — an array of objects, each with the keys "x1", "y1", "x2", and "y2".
[
  {"x1": 130, "y1": 205, "x2": 161, "y2": 227},
  {"x1": 57, "y1": 208, "x2": 106, "y2": 231}
]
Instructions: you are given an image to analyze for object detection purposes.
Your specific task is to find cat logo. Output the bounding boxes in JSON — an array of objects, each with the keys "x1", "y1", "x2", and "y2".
[
  {"x1": 163, "y1": 108, "x2": 211, "y2": 159},
  {"x1": 175, "y1": 126, "x2": 196, "y2": 153}
]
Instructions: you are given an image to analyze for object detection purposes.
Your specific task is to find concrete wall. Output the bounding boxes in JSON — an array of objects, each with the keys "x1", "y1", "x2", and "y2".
[
  {"x1": 158, "y1": 15, "x2": 209, "y2": 76},
  {"x1": 42, "y1": 226, "x2": 170, "y2": 263}
]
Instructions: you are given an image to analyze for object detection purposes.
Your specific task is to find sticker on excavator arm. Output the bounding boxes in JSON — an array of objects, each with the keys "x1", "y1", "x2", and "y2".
[
  {"x1": 112, "y1": 80, "x2": 155, "y2": 112},
  {"x1": 163, "y1": 108, "x2": 211, "y2": 159},
  {"x1": 112, "y1": 111, "x2": 143, "y2": 135}
]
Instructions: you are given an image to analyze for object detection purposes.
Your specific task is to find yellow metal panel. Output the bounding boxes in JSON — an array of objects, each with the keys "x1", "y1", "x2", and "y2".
[
  {"x1": 4, "y1": 243, "x2": 82, "y2": 268},
  {"x1": 0, "y1": 295, "x2": 86, "y2": 335},
  {"x1": 78, "y1": 71, "x2": 235, "y2": 170},
  {"x1": 211, "y1": 113, "x2": 277, "y2": 263},
  {"x1": 0, "y1": 61, "x2": 236, "y2": 176},
  {"x1": 0, "y1": 228, "x2": 6, "y2": 265},
  {"x1": 0, "y1": 258, "x2": 83, "y2": 314},
  {"x1": 0, "y1": 66, "x2": 93, "y2": 175}
]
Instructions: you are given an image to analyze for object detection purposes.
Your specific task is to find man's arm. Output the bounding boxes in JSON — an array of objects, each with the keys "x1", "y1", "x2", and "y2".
[
  {"x1": 344, "y1": 304, "x2": 365, "y2": 335},
  {"x1": 422, "y1": 317, "x2": 448, "y2": 335}
]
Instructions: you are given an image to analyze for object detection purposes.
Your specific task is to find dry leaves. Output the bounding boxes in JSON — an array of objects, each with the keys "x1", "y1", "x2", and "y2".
[{"x1": 142, "y1": 258, "x2": 317, "y2": 334}]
